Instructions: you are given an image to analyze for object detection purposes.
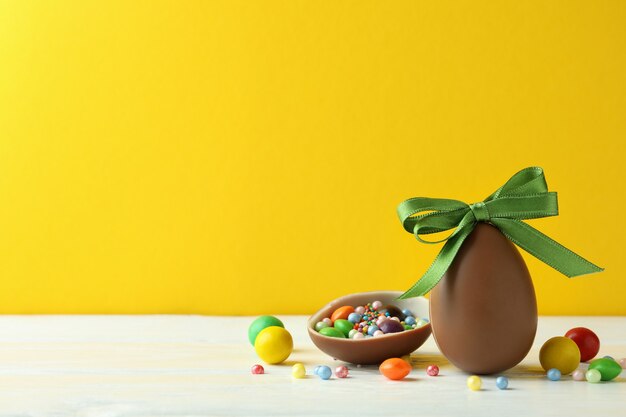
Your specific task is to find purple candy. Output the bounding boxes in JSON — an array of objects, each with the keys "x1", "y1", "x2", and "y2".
[{"x1": 379, "y1": 319, "x2": 405, "y2": 334}]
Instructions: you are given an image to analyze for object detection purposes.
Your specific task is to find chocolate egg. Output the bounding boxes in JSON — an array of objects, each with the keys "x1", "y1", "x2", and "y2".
[{"x1": 429, "y1": 223, "x2": 537, "y2": 374}]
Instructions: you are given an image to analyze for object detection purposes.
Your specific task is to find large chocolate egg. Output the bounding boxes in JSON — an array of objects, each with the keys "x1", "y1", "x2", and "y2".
[{"x1": 429, "y1": 223, "x2": 537, "y2": 374}]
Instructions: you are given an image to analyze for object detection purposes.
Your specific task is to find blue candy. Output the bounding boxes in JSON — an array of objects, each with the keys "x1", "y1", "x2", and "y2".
[
  {"x1": 313, "y1": 365, "x2": 322, "y2": 375},
  {"x1": 347, "y1": 312, "x2": 362, "y2": 324},
  {"x1": 317, "y1": 365, "x2": 332, "y2": 380},
  {"x1": 401, "y1": 308, "x2": 413, "y2": 317},
  {"x1": 404, "y1": 316, "x2": 416, "y2": 326},
  {"x1": 367, "y1": 325, "x2": 379, "y2": 336},
  {"x1": 547, "y1": 368, "x2": 561, "y2": 381},
  {"x1": 496, "y1": 376, "x2": 508, "y2": 390}
]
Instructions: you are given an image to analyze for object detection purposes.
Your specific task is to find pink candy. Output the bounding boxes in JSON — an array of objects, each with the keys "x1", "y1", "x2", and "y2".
[
  {"x1": 619, "y1": 358, "x2": 626, "y2": 369},
  {"x1": 335, "y1": 365, "x2": 349, "y2": 378},
  {"x1": 572, "y1": 369, "x2": 585, "y2": 381},
  {"x1": 251, "y1": 364, "x2": 264, "y2": 375},
  {"x1": 426, "y1": 364, "x2": 439, "y2": 376}
]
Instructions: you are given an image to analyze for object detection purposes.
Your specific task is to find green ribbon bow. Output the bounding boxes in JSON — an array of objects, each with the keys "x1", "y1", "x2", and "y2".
[{"x1": 397, "y1": 167, "x2": 603, "y2": 299}]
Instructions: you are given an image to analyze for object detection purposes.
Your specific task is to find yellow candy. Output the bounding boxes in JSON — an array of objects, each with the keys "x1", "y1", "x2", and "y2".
[
  {"x1": 292, "y1": 363, "x2": 306, "y2": 378},
  {"x1": 254, "y1": 326, "x2": 293, "y2": 364},
  {"x1": 467, "y1": 375, "x2": 482, "y2": 391},
  {"x1": 539, "y1": 336, "x2": 580, "y2": 375}
]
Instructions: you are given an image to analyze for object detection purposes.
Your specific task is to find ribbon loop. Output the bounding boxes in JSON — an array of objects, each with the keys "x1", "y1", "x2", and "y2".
[{"x1": 397, "y1": 167, "x2": 603, "y2": 300}]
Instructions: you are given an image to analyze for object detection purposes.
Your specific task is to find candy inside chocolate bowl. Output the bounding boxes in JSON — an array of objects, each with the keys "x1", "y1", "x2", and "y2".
[{"x1": 307, "y1": 291, "x2": 431, "y2": 365}]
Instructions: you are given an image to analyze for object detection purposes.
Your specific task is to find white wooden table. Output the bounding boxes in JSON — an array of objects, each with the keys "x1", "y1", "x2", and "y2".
[{"x1": 0, "y1": 316, "x2": 623, "y2": 416}]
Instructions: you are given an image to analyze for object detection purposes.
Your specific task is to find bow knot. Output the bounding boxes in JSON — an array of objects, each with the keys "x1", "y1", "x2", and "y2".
[
  {"x1": 397, "y1": 167, "x2": 603, "y2": 299},
  {"x1": 469, "y1": 201, "x2": 490, "y2": 222}
]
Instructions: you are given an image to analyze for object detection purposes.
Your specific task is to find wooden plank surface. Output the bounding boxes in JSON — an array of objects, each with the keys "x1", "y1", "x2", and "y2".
[{"x1": 0, "y1": 315, "x2": 623, "y2": 416}]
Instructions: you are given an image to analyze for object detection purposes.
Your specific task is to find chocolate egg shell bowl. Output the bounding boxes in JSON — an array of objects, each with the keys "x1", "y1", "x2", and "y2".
[{"x1": 307, "y1": 291, "x2": 431, "y2": 365}]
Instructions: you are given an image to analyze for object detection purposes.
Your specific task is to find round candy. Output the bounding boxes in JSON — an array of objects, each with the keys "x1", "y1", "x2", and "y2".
[
  {"x1": 348, "y1": 329, "x2": 358, "y2": 338},
  {"x1": 547, "y1": 368, "x2": 561, "y2": 381},
  {"x1": 401, "y1": 308, "x2": 413, "y2": 317},
  {"x1": 426, "y1": 365, "x2": 439, "y2": 376},
  {"x1": 335, "y1": 365, "x2": 349, "y2": 378},
  {"x1": 373, "y1": 330, "x2": 384, "y2": 337},
  {"x1": 347, "y1": 312, "x2": 362, "y2": 324},
  {"x1": 330, "y1": 306, "x2": 355, "y2": 323},
  {"x1": 467, "y1": 375, "x2": 482, "y2": 391},
  {"x1": 379, "y1": 358, "x2": 411, "y2": 380},
  {"x1": 248, "y1": 316, "x2": 284, "y2": 346},
  {"x1": 585, "y1": 369, "x2": 602, "y2": 383},
  {"x1": 354, "y1": 306, "x2": 365, "y2": 315},
  {"x1": 588, "y1": 358, "x2": 622, "y2": 381},
  {"x1": 333, "y1": 319, "x2": 354, "y2": 337},
  {"x1": 378, "y1": 305, "x2": 407, "y2": 321},
  {"x1": 565, "y1": 327, "x2": 600, "y2": 362},
  {"x1": 572, "y1": 369, "x2": 586, "y2": 381},
  {"x1": 317, "y1": 365, "x2": 332, "y2": 380},
  {"x1": 322, "y1": 318, "x2": 332, "y2": 326},
  {"x1": 254, "y1": 326, "x2": 293, "y2": 364},
  {"x1": 251, "y1": 364, "x2": 264, "y2": 375},
  {"x1": 367, "y1": 325, "x2": 379, "y2": 336},
  {"x1": 313, "y1": 365, "x2": 322, "y2": 375},
  {"x1": 319, "y1": 327, "x2": 346, "y2": 338},
  {"x1": 404, "y1": 316, "x2": 416, "y2": 326},
  {"x1": 372, "y1": 301, "x2": 383, "y2": 310},
  {"x1": 496, "y1": 376, "x2": 508, "y2": 390},
  {"x1": 314, "y1": 321, "x2": 329, "y2": 332},
  {"x1": 352, "y1": 332, "x2": 364, "y2": 339},
  {"x1": 292, "y1": 363, "x2": 306, "y2": 379},
  {"x1": 619, "y1": 358, "x2": 626, "y2": 369},
  {"x1": 379, "y1": 319, "x2": 404, "y2": 334},
  {"x1": 416, "y1": 319, "x2": 429, "y2": 327},
  {"x1": 539, "y1": 336, "x2": 580, "y2": 374}
]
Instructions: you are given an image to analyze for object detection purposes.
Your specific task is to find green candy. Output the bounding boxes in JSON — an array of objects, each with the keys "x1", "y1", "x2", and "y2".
[
  {"x1": 248, "y1": 315, "x2": 284, "y2": 346},
  {"x1": 403, "y1": 324, "x2": 413, "y2": 330},
  {"x1": 333, "y1": 319, "x2": 354, "y2": 337},
  {"x1": 319, "y1": 327, "x2": 346, "y2": 338},
  {"x1": 588, "y1": 358, "x2": 622, "y2": 381}
]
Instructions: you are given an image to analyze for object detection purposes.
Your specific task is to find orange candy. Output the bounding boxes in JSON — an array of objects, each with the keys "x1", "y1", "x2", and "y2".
[
  {"x1": 330, "y1": 306, "x2": 354, "y2": 323},
  {"x1": 379, "y1": 358, "x2": 412, "y2": 380}
]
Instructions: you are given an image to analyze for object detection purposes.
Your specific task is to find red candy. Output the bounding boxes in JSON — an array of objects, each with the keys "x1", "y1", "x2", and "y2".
[
  {"x1": 565, "y1": 327, "x2": 600, "y2": 362},
  {"x1": 426, "y1": 364, "x2": 439, "y2": 376},
  {"x1": 251, "y1": 364, "x2": 265, "y2": 374}
]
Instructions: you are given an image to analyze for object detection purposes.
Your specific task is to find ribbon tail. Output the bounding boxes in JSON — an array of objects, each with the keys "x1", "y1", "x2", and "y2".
[
  {"x1": 491, "y1": 218, "x2": 604, "y2": 277},
  {"x1": 397, "y1": 223, "x2": 475, "y2": 299}
]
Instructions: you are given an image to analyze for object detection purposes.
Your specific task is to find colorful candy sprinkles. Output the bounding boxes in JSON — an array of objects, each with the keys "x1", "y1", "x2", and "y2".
[{"x1": 314, "y1": 301, "x2": 429, "y2": 339}]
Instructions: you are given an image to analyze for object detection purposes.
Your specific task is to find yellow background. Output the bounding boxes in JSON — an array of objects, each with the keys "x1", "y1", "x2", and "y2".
[{"x1": 0, "y1": 1, "x2": 624, "y2": 315}]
